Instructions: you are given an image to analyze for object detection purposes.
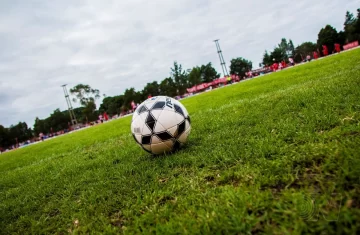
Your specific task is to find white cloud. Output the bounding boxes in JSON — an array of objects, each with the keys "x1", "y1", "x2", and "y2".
[{"x1": 0, "y1": 0, "x2": 359, "y2": 127}]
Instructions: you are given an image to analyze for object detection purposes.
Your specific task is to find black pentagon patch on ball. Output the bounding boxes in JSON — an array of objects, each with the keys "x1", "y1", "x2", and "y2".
[
  {"x1": 151, "y1": 101, "x2": 165, "y2": 110},
  {"x1": 174, "y1": 104, "x2": 185, "y2": 116},
  {"x1": 137, "y1": 105, "x2": 148, "y2": 114},
  {"x1": 145, "y1": 112, "x2": 156, "y2": 132},
  {"x1": 141, "y1": 135, "x2": 151, "y2": 145},
  {"x1": 177, "y1": 121, "x2": 186, "y2": 137},
  {"x1": 156, "y1": 131, "x2": 173, "y2": 141}
]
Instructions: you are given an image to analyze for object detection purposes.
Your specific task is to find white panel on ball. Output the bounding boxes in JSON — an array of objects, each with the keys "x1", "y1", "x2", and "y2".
[
  {"x1": 142, "y1": 124, "x2": 152, "y2": 136},
  {"x1": 156, "y1": 110, "x2": 183, "y2": 130},
  {"x1": 133, "y1": 134, "x2": 142, "y2": 144},
  {"x1": 131, "y1": 116, "x2": 143, "y2": 135},
  {"x1": 153, "y1": 121, "x2": 167, "y2": 133},
  {"x1": 150, "y1": 110, "x2": 163, "y2": 120},
  {"x1": 139, "y1": 112, "x2": 148, "y2": 122}
]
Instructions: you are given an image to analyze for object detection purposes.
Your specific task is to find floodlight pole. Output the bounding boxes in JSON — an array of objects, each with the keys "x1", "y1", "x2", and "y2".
[
  {"x1": 214, "y1": 39, "x2": 229, "y2": 77},
  {"x1": 61, "y1": 84, "x2": 78, "y2": 126}
]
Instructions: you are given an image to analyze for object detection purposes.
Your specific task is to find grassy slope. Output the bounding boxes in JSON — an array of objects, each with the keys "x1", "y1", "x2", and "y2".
[{"x1": 1, "y1": 49, "x2": 360, "y2": 234}]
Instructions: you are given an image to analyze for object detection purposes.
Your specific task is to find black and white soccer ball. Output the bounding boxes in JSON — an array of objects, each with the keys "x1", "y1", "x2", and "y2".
[{"x1": 131, "y1": 96, "x2": 191, "y2": 155}]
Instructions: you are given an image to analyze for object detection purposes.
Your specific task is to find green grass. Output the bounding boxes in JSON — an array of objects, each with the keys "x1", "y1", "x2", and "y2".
[{"x1": 1, "y1": 49, "x2": 360, "y2": 234}]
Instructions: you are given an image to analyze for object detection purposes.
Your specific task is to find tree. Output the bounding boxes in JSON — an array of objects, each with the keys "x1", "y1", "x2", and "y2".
[
  {"x1": 317, "y1": 25, "x2": 339, "y2": 55},
  {"x1": 200, "y1": 62, "x2": 220, "y2": 83},
  {"x1": 337, "y1": 31, "x2": 347, "y2": 46},
  {"x1": 188, "y1": 67, "x2": 202, "y2": 87},
  {"x1": 170, "y1": 61, "x2": 188, "y2": 95},
  {"x1": 262, "y1": 50, "x2": 272, "y2": 66},
  {"x1": 270, "y1": 47, "x2": 286, "y2": 63},
  {"x1": 344, "y1": 11, "x2": 357, "y2": 43},
  {"x1": 6, "y1": 122, "x2": 33, "y2": 146},
  {"x1": 0, "y1": 125, "x2": 10, "y2": 149},
  {"x1": 69, "y1": 107, "x2": 85, "y2": 123},
  {"x1": 142, "y1": 81, "x2": 160, "y2": 99},
  {"x1": 33, "y1": 117, "x2": 46, "y2": 136},
  {"x1": 288, "y1": 40, "x2": 295, "y2": 58},
  {"x1": 82, "y1": 102, "x2": 98, "y2": 122},
  {"x1": 123, "y1": 88, "x2": 141, "y2": 110},
  {"x1": 262, "y1": 38, "x2": 295, "y2": 65},
  {"x1": 355, "y1": 9, "x2": 360, "y2": 38},
  {"x1": 159, "y1": 77, "x2": 177, "y2": 97},
  {"x1": 70, "y1": 84, "x2": 101, "y2": 122},
  {"x1": 294, "y1": 42, "x2": 317, "y2": 62},
  {"x1": 188, "y1": 62, "x2": 220, "y2": 87},
  {"x1": 70, "y1": 84, "x2": 100, "y2": 106},
  {"x1": 229, "y1": 57, "x2": 252, "y2": 77},
  {"x1": 47, "y1": 109, "x2": 70, "y2": 132},
  {"x1": 99, "y1": 95, "x2": 124, "y2": 116}
]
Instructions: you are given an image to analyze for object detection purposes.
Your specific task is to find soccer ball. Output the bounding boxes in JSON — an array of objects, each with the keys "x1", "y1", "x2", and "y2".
[{"x1": 131, "y1": 96, "x2": 191, "y2": 155}]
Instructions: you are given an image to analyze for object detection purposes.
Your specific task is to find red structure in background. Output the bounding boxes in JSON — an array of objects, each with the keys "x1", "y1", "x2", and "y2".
[
  {"x1": 272, "y1": 62, "x2": 278, "y2": 72},
  {"x1": 313, "y1": 51, "x2": 319, "y2": 59},
  {"x1": 186, "y1": 75, "x2": 240, "y2": 93},
  {"x1": 334, "y1": 43, "x2": 341, "y2": 53},
  {"x1": 343, "y1": 41, "x2": 359, "y2": 50},
  {"x1": 322, "y1": 45, "x2": 329, "y2": 56},
  {"x1": 103, "y1": 112, "x2": 109, "y2": 121}
]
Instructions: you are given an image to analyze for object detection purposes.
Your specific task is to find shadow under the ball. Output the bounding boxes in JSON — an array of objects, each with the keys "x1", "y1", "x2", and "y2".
[{"x1": 138, "y1": 140, "x2": 200, "y2": 161}]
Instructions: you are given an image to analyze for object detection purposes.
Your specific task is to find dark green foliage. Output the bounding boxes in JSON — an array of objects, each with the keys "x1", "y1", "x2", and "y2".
[
  {"x1": 33, "y1": 109, "x2": 70, "y2": 136},
  {"x1": 159, "y1": 77, "x2": 177, "y2": 97},
  {"x1": 317, "y1": 25, "x2": 339, "y2": 55},
  {"x1": 294, "y1": 42, "x2": 318, "y2": 62},
  {"x1": 0, "y1": 122, "x2": 33, "y2": 148},
  {"x1": 262, "y1": 50, "x2": 272, "y2": 66},
  {"x1": 69, "y1": 84, "x2": 101, "y2": 123},
  {"x1": 200, "y1": 62, "x2": 220, "y2": 83},
  {"x1": 262, "y1": 38, "x2": 295, "y2": 65},
  {"x1": 229, "y1": 57, "x2": 252, "y2": 77},
  {"x1": 99, "y1": 95, "x2": 124, "y2": 116},
  {"x1": 344, "y1": 11, "x2": 358, "y2": 43},
  {"x1": 0, "y1": 122, "x2": 33, "y2": 149},
  {"x1": 188, "y1": 66, "x2": 202, "y2": 87},
  {"x1": 188, "y1": 63, "x2": 220, "y2": 87},
  {"x1": 141, "y1": 81, "x2": 160, "y2": 99},
  {"x1": 70, "y1": 84, "x2": 100, "y2": 107},
  {"x1": 171, "y1": 61, "x2": 189, "y2": 95},
  {"x1": 123, "y1": 88, "x2": 142, "y2": 110}
]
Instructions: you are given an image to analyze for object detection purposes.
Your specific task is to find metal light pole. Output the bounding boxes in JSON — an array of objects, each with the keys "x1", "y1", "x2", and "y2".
[
  {"x1": 61, "y1": 84, "x2": 78, "y2": 126},
  {"x1": 214, "y1": 39, "x2": 229, "y2": 77}
]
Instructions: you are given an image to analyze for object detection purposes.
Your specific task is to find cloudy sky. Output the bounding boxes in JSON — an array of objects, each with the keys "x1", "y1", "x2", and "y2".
[{"x1": 0, "y1": 0, "x2": 358, "y2": 127}]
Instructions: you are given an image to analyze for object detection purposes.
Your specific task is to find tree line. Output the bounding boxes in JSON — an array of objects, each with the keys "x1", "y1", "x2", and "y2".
[
  {"x1": 1, "y1": 8, "x2": 359, "y2": 151},
  {"x1": 261, "y1": 9, "x2": 360, "y2": 66}
]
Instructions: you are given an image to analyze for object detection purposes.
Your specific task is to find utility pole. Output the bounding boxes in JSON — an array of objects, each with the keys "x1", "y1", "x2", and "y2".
[
  {"x1": 214, "y1": 39, "x2": 229, "y2": 77},
  {"x1": 61, "y1": 84, "x2": 78, "y2": 126}
]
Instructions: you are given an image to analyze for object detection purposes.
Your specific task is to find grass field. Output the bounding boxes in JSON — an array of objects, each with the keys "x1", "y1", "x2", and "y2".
[{"x1": 1, "y1": 49, "x2": 360, "y2": 234}]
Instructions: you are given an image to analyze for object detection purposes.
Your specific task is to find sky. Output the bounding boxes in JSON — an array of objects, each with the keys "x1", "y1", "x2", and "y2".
[{"x1": 0, "y1": 0, "x2": 359, "y2": 127}]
